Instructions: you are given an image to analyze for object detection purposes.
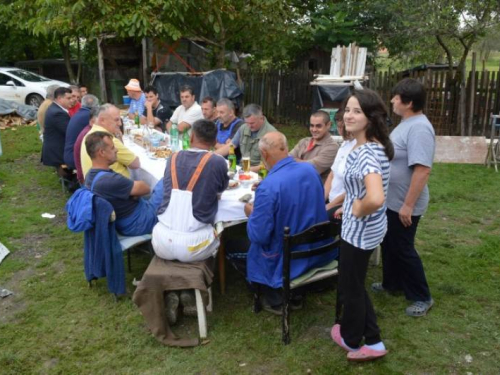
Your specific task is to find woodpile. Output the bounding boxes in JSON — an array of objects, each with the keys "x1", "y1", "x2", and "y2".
[{"x1": 0, "y1": 114, "x2": 37, "y2": 130}]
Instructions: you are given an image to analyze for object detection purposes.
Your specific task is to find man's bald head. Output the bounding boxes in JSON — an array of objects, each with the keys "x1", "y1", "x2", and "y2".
[
  {"x1": 97, "y1": 104, "x2": 121, "y2": 134},
  {"x1": 259, "y1": 132, "x2": 288, "y2": 169}
]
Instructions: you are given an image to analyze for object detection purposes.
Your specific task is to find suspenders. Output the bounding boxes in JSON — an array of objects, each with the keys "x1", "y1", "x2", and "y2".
[{"x1": 170, "y1": 152, "x2": 213, "y2": 192}]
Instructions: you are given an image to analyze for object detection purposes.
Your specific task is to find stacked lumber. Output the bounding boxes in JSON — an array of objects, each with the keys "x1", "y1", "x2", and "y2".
[
  {"x1": 329, "y1": 43, "x2": 367, "y2": 78},
  {"x1": 0, "y1": 114, "x2": 37, "y2": 130}
]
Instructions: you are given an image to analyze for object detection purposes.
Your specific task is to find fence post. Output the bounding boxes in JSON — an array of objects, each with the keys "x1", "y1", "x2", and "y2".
[{"x1": 468, "y1": 52, "x2": 476, "y2": 136}]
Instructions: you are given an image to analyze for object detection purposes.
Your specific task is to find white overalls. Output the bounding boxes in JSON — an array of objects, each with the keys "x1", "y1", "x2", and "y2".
[{"x1": 152, "y1": 152, "x2": 219, "y2": 262}]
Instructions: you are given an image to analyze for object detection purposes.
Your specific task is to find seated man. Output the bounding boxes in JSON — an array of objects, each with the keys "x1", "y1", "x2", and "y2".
[
  {"x1": 214, "y1": 98, "x2": 243, "y2": 149},
  {"x1": 152, "y1": 119, "x2": 229, "y2": 263},
  {"x1": 68, "y1": 85, "x2": 82, "y2": 117},
  {"x1": 201, "y1": 96, "x2": 218, "y2": 122},
  {"x1": 84, "y1": 131, "x2": 163, "y2": 236},
  {"x1": 166, "y1": 85, "x2": 203, "y2": 134},
  {"x1": 244, "y1": 132, "x2": 337, "y2": 313},
  {"x1": 64, "y1": 94, "x2": 99, "y2": 169},
  {"x1": 216, "y1": 104, "x2": 276, "y2": 172},
  {"x1": 140, "y1": 85, "x2": 172, "y2": 132},
  {"x1": 81, "y1": 104, "x2": 140, "y2": 179},
  {"x1": 289, "y1": 110, "x2": 339, "y2": 183},
  {"x1": 125, "y1": 79, "x2": 146, "y2": 120},
  {"x1": 74, "y1": 107, "x2": 99, "y2": 184}
]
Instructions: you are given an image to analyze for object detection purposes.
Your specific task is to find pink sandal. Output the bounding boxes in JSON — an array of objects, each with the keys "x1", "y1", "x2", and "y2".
[
  {"x1": 330, "y1": 324, "x2": 356, "y2": 352},
  {"x1": 347, "y1": 345, "x2": 388, "y2": 362}
]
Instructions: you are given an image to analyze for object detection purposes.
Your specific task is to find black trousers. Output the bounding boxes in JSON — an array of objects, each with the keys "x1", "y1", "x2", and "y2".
[
  {"x1": 338, "y1": 240, "x2": 381, "y2": 348},
  {"x1": 381, "y1": 209, "x2": 431, "y2": 302}
]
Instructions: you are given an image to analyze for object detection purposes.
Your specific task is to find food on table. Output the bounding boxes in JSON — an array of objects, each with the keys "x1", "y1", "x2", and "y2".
[
  {"x1": 238, "y1": 173, "x2": 251, "y2": 181},
  {"x1": 154, "y1": 149, "x2": 172, "y2": 159},
  {"x1": 227, "y1": 180, "x2": 240, "y2": 189}
]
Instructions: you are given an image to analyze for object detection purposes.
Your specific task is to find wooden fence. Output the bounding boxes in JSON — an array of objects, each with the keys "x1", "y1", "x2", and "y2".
[{"x1": 243, "y1": 65, "x2": 500, "y2": 136}]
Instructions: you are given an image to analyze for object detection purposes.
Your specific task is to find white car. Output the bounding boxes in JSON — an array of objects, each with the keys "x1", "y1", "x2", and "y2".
[{"x1": 0, "y1": 67, "x2": 69, "y2": 107}]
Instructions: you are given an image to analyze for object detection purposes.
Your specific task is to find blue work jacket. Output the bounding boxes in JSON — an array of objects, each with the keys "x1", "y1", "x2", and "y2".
[{"x1": 246, "y1": 157, "x2": 336, "y2": 288}]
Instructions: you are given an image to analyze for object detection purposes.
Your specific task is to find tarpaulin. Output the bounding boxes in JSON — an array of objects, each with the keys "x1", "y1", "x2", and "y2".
[
  {"x1": 0, "y1": 98, "x2": 37, "y2": 120},
  {"x1": 312, "y1": 85, "x2": 351, "y2": 112},
  {"x1": 151, "y1": 70, "x2": 243, "y2": 110}
]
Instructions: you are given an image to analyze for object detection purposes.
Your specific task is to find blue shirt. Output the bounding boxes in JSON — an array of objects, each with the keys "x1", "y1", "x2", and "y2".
[
  {"x1": 64, "y1": 107, "x2": 91, "y2": 168},
  {"x1": 128, "y1": 93, "x2": 146, "y2": 115},
  {"x1": 246, "y1": 157, "x2": 336, "y2": 288},
  {"x1": 216, "y1": 117, "x2": 243, "y2": 144},
  {"x1": 341, "y1": 142, "x2": 390, "y2": 250}
]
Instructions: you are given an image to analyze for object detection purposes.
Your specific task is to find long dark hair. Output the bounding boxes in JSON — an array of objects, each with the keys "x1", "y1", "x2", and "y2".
[{"x1": 347, "y1": 89, "x2": 394, "y2": 160}]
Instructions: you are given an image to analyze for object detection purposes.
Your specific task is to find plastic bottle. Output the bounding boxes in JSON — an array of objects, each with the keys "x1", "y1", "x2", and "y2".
[
  {"x1": 170, "y1": 122, "x2": 179, "y2": 151},
  {"x1": 228, "y1": 144, "x2": 237, "y2": 172},
  {"x1": 134, "y1": 111, "x2": 140, "y2": 127},
  {"x1": 182, "y1": 130, "x2": 190, "y2": 150}
]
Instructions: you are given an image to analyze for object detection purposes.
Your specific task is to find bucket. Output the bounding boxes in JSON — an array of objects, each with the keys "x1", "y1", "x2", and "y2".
[{"x1": 123, "y1": 95, "x2": 131, "y2": 105}]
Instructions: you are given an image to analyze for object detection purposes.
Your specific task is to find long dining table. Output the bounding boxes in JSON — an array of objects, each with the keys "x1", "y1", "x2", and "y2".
[{"x1": 124, "y1": 134, "x2": 254, "y2": 293}]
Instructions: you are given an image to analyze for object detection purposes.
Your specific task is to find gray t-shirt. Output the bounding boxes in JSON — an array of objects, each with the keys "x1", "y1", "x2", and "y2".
[{"x1": 387, "y1": 114, "x2": 435, "y2": 216}]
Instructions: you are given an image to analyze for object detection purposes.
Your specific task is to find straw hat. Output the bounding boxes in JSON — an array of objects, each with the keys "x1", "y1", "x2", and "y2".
[{"x1": 125, "y1": 79, "x2": 142, "y2": 92}]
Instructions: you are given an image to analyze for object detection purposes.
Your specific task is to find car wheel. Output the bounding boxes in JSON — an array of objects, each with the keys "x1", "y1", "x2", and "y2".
[{"x1": 27, "y1": 94, "x2": 44, "y2": 108}]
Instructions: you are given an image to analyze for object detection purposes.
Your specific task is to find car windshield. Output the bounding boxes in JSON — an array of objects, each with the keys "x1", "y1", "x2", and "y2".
[{"x1": 8, "y1": 69, "x2": 50, "y2": 82}]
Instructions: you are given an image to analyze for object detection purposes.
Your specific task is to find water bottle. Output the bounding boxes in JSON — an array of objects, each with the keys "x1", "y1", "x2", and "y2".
[
  {"x1": 182, "y1": 130, "x2": 190, "y2": 150},
  {"x1": 170, "y1": 122, "x2": 179, "y2": 151}
]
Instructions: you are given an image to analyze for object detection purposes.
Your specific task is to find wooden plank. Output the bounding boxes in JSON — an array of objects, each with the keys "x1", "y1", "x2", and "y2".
[
  {"x1": 481, "y1": 71, "x2": 492, "y2": 136},
  {"x1": 468, "y1": 52, "x2": 476, "y2": 136}
]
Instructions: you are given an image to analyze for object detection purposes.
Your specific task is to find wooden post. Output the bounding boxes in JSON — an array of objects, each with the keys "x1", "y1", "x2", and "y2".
[
  {"x1": 97, "y1": 37, "x2": 107, "y2": 103},
  {"x1": 468, "y1": 52, "x2": 476, "y2": 136},
  {"x1": 142, "y1": 38, "x2": 148, "y2": 86},
  {"x1": 460, "y1": 63, "x2": 466, "y2": 135}
]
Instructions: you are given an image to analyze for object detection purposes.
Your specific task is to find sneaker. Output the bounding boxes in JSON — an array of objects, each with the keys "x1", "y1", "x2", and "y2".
[
  {"x1": 164, "y1": 292, "x2": 179, "y2": 325},
  {"x1": 405, "y1": 299, "x2": 434, "y2": 317},
  {"x1": 180, "y1": 290, "x2": 197, "y2": 317},
  {"x1": 347, "y1": 345, "x2": 388, "y2": 362}
]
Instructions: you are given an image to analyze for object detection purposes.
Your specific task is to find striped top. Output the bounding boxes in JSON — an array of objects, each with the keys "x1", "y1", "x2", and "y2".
[{"x1": 341, "y1": 142, "x2": 391, "y2": 250}]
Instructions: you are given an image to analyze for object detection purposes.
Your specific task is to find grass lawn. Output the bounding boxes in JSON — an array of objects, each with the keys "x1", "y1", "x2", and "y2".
[{"x1": 1, "y1": 126, "x2": 500, "y2": 374}]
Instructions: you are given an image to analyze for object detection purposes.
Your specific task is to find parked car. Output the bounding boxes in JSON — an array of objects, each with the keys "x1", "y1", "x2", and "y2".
[{"x1": 0, "y1": 67, "x2": 69, "y2": 107}]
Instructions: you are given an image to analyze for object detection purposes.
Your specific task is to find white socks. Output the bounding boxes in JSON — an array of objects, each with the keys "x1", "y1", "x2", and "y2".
[{"x1": 366, "y1": 341, "x2": 386, "y2": 351}]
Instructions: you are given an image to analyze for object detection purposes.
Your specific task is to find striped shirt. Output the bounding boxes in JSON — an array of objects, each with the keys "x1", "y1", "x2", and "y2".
[{"x1": 341, "y1": 142, "x2": 391, "y2": 250}]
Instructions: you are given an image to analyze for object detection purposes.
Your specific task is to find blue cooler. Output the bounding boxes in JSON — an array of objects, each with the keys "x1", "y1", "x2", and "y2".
[{"x1": 123, "y1": 96, "x2": 131, "y2": 105}]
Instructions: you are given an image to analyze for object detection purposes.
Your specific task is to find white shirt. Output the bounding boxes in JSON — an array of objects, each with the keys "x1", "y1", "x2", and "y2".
[
  {"x1": 328, "y1": 138, "x2": 356, "y2": 202},
  {"x1": 170, "y1": 102, "x2": 203, "y2": 129}
]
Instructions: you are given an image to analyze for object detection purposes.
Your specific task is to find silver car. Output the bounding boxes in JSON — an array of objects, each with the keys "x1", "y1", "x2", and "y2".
[{"x1": 0, "y1": 67, "x2": 69, "y2": 107}]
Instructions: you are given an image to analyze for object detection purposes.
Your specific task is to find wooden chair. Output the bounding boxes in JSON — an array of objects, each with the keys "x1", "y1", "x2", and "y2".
[{"x1": 254, "y1": 221, "x2": 340, "y2": 345}]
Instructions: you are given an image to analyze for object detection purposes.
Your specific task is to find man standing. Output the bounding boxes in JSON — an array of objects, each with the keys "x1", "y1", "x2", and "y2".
[
  {"x1": 42, "y1": 87, "x2": 72, "y2": 169},
  {"x1": 68, "y1": 85, "x2": 82, "y2": 117},
  {"x1": 38, "y1": 84, "x2": 59, "y2": 138},
  {"x1": 84, "y1": 131, "x2": 162, "y2": 236},
  {"x1": 244, "y1": 132, "x2": 336, "y2": 313},
  {"x1": 81, "y1": 104, "x2": 140, "y2": 179},
  {"x1": 64, "y1": 94, "x2": 99, "y2": 169},
  {"x1": 166, "y1": 85, "x2": 203, "y2": 134},
  {"x1": 289, "y1": 110, "x2": 339, "y2": 183},
  {"x1": 373, "y1": 78, "x2": 435, "y2": 317},
  {"x1": 201, "y1": 96, "x2": 218, "y2": 122},
  {"x1": 140, "y1": 85, "x2": 172, "y2": 132},
  {"x1": 125, "y1": 79, "x2": 146, "y2": 120},
  {"x1": 80, "y1": 85, "x2": 88, "y2": 97},
  {"x1": 216, "y1": 104, "x2": 276, "y2": 172},
  {"x1": 214, "y1": 98, "x2": 243, "y2": 149}
]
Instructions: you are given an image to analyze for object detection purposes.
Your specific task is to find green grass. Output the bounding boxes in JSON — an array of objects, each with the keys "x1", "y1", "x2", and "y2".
[{"x1": 1, "y1": 126, "x2": 500, "y2": 373}]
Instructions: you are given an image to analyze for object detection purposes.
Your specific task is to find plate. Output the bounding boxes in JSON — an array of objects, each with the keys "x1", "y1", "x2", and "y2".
[{"x1": 226, "y1": 180, "x2": 240, "y2": 190}]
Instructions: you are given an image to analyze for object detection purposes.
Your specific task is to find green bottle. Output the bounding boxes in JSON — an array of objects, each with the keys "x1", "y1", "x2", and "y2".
[
  {"x1": 228, "y1": 144, "x2": 237, "y2": 172},
  {"x1": 258, "y1": 162, "x2": 267, "y2": 180},
  {"x1": 182, "y1": 130, "x2": 190, "y2": 150},
  {"x1": 134, "y1": 111, "x2": 140, "y2": 127}
]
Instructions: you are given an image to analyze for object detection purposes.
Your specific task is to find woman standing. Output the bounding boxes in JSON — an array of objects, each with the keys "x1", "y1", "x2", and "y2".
[{"x1": 331, "y1": 89, "x2": 394, "y2": 362}]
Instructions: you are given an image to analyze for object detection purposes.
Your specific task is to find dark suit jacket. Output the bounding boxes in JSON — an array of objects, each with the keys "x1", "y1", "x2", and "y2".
[{"x1": 42, "y1": 102, "x2": 71, "y2": 167}]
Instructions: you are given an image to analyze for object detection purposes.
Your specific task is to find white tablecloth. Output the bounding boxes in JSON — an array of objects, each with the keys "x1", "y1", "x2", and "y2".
[{"x1": 125, "y1": 137, "x2": 253, "y2": 224}]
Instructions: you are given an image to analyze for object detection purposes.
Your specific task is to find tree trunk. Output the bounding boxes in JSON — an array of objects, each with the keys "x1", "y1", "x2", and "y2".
[
  {"x1": 76, "y1": 37, "x2": 82, "y2": 84},
  {"x1": 59, "y1": 38, "x2": 77, "y2": 84}
]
